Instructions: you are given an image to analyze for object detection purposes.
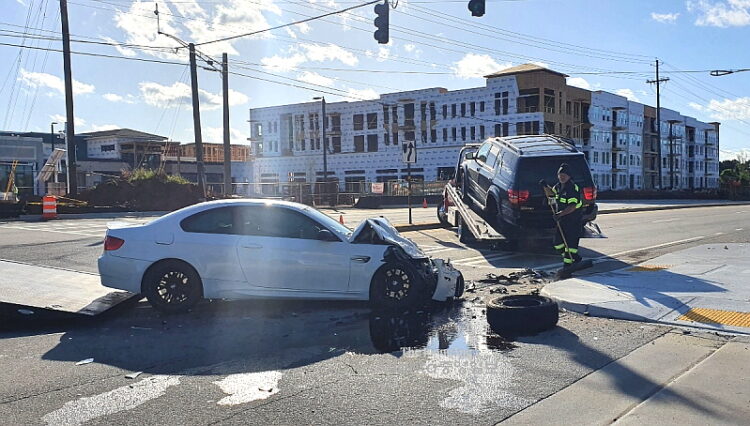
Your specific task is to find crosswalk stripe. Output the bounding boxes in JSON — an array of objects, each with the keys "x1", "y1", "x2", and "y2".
[{"x1": 452, "y1": 252, "x2": 516, "y2": 266}]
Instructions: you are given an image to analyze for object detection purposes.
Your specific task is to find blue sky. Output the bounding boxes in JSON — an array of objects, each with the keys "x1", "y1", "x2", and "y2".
[{"x1": 1, "y1": 0, "x2": 748, "y2": 159}]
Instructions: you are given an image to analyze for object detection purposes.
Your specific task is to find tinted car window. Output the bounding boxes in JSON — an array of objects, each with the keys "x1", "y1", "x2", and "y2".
[
  {"x1": 180, "y1": 207, "x2": 237, "y2": 234},
  {"x1": 476, "y1": 142, "x2": 491, "y2": 162},
  {"x1": 485, "y1": 145, "x2": 500, "y2": 168},
  {"x1": 515, "y1": 155, "x2": 592, "y2": 190},
  {"x1": 240, "y1": 206, "x2": 328, "y2": 240}
]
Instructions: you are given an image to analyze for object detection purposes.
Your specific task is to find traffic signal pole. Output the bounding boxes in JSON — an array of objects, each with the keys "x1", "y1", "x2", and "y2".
[
  {"x1": 188, "y1": 43, "x2": 206, "y2": 199},
  {"x1": 59, "y1": 0, "x2": 77, "y2": 196}
]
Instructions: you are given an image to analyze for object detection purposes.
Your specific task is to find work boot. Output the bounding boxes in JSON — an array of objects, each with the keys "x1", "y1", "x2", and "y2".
[{"x1": 573, "y1": 253, "x2": 582, "y2": 264}]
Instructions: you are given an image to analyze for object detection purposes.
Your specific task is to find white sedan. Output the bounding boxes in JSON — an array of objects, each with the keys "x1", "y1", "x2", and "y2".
[{"x1": 98, "y1": 199, "x2": 464, "y2": 313}]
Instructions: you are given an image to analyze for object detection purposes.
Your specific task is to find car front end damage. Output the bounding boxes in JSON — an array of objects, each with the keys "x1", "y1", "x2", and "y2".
[{"x1": 351, "y1": 217, "x2": 464, "y2": 302}]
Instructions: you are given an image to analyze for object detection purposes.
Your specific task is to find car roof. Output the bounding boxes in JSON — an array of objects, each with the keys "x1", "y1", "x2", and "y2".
[
  {"x1": 149, "y1": 198, "x2": 315, "y2": 224},
  {"x1": 486, "y1": 135, "x2": 580, "y2": 157}
]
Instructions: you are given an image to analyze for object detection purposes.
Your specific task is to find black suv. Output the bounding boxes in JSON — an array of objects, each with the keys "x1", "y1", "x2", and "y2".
[{"x1": 457, "y1": 135, "x2": 598, "y2": 238}]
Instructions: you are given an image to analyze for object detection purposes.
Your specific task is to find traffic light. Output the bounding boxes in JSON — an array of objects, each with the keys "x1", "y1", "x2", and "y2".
[
  {"x1": 373, "y1": 1, "x2": 389, "y2": 44},
  {"x1": 468, "y1": 0, "x2": 485, "y2": 17}
]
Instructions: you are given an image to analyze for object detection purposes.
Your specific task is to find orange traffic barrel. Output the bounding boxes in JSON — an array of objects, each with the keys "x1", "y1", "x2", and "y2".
[
  {"x1": 339, "y1": 214, "x2": 344, "y2": 225},
  {"x1": 42, "y1": 195, "x2": 57, "y2": 220}
]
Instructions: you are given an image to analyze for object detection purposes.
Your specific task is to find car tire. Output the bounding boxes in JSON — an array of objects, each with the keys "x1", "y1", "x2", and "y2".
[
  {"x1": 370, "y1": 262, "x2": 427, "y2": 310},
  {"x1": 437, "y1": 202, "x2": 450, "y2": 228},
  {"x1": 484, "y1": 194, "x2": 501, "y2": 228},
  {"x1": 142, "y1": 260, "x2": 203, "y2": 314},
  {"x1": 454, "y1": 272, "x2": 465, "y2": 298},
  {"x1": 457, "y1": 215, "x2": 475, "y2": 244},
  {"x1": 486, "y1": 295, "x2": 558, "y2": 335}
]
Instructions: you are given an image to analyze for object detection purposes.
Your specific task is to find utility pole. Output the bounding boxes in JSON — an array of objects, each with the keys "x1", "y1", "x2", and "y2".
[
  {"x1": 50, "y1": 122, "x2": 58, "y2": 183},
  {"x1": 59, "y1": 0, "x2": 77, "y2": 196},
  {"x1": 222, "y1": 52, "x2": 231, "y2": 196},
  {"x1": 647, "y1": 59, "x2": 669, "y2": 190},
  {"x1": 188, "y1": 43, "x2": 206, "y2": 198}
]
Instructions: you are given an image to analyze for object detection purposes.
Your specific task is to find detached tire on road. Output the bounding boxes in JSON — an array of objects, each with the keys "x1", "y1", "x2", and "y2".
[
  {"x1": 142, "y1": 260, "x2": 203, "y2": 314},
  {"x1": 486, "y1": 295, "x2": 558, "y2": 335}
]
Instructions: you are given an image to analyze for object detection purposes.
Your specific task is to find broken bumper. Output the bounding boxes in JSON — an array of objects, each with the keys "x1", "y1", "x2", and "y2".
[{"x1": 431, "y1": 259, "x2": 463, "y2": 302}]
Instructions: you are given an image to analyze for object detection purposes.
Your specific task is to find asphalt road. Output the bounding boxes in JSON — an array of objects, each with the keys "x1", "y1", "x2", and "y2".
[{"x1": 0, "y1": 205, "x2": 748, "y2": 424}]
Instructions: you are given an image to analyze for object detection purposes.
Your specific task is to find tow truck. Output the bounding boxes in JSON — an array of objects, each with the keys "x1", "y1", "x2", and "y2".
[{"x1": 437, "y1": 144, "x2": 602, "y2": 247}]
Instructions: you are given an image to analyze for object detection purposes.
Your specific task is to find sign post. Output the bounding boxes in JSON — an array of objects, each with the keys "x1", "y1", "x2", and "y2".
[{"x1": 402, "y1": 141, "x2": 416, "y2": 224}]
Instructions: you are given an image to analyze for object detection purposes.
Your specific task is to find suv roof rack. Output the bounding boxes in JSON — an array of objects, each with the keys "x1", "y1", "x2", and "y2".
[{"x1": 494, "y1": 134, "x2": 578, "y2": 156}]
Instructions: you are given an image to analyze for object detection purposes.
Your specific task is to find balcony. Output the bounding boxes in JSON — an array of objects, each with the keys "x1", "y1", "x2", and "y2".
[
  {"x1": 611, "y1": 142, "x2": 626, "y2": 152},
  {"x1": 281, "y1": 148, "x2": 294, "y2": 157},
  {"x1": 611, "y1": 163, "x2": 626, "y2": 171}
]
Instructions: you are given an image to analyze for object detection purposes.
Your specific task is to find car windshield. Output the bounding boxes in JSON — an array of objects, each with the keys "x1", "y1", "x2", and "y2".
[{"x1": 301, "y1": 205, "x2": 352, "y2": 238}]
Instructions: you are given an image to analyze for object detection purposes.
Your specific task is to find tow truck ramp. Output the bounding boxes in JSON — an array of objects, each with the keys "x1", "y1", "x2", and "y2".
[{"x1": 0, "y1": 259, "x2": 136, "y2": 323}]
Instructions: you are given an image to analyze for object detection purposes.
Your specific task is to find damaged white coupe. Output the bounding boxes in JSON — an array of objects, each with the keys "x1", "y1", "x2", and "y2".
[{"x1": 99, "y1": 199, "x2": 464, "y2": 313}]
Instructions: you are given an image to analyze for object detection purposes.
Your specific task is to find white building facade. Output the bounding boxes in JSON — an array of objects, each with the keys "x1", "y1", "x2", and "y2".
[{"x1": 248, "y1": 64, "x2": 720, "y2": 192}]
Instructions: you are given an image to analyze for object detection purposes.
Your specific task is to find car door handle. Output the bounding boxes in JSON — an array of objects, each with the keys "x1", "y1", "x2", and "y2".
[
  {"x1": 351, "y1": 256, "x2": 371, "y2": 263},
  {"x1": 241, "y1": 244, "x2": 263, "y2": 249}
]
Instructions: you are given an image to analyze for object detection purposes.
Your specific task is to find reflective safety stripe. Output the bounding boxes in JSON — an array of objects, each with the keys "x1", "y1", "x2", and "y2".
[
  {"x1": 576, "y1": 200, "x2": 583, "y2": 209},
  {"x1": 566, "y1": 197, "x2": 579, "y2": 204},
  {"x1": 563, "y1": 257, "x2": 574, "y2": 264},
  {"x1": 554, "y1": 243, "x2": 566, "y2": 250},
  {"x1": 567, "y1": 247, "x2": 579, "y2": 253},
  {"x1": 574, "y1": 184, "x2": 579, "y2": 192}
]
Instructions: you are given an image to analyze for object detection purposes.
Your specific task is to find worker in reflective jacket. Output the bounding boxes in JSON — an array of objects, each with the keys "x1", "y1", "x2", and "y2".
[{"x1": 552, "y1": 163, "x2": 583, "y2": 266}]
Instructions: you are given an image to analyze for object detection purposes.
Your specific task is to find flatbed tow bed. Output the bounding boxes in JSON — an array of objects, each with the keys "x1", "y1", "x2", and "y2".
[
  {"x1": 0, "y1": 259, "x2": 136, "y2": 324},
  {"x1": 440, "y1": 181, "x2": 506, "y2": 244}
]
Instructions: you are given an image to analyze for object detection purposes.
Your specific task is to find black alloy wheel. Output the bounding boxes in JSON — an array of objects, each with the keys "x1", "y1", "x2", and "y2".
[
  {"x1": 143, "y1": 260, "x2": 202, "y2": 314},
  {"x1": 370, "y1": 263, "x2": 425, "y2": 310}
]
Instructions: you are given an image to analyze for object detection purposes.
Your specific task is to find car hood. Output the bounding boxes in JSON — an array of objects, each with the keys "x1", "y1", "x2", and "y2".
[{"x1": 349, "y1": 217, "x2": 426, "y2": 259}]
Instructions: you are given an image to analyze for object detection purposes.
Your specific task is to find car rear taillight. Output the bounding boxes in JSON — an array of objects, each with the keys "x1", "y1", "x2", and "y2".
[
  {"x1": 508, "y1": 189, "x2": 530, "y2": 205},
  {"x1": 583, "y1": 186, "x2": 597, "y2": 201},
  {"x1": 444, "y1": 188, "x2": 454, "y2": 209},
  {"x1": 104, "y1": 236, "x2": 125, "y2": 251}
]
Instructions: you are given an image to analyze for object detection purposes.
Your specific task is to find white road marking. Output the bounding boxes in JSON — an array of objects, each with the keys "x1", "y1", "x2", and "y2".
[
  {"x1": 715, "y1": 232, "x2": 724, "y2": 236},
  {"x1": 652, "y1": 218, "x2": 678, "y2": 223},
  {"x1": 453, "y1": 252, "x2": 516, "y2": 266},
  {"x1": 213, "y1": 371, "x2": 283, "y2": 405},
  {"x1": 736, "y1": 228, "x2": 744, "y2": 231},
  {"x1": 41, "y1": 375, "x2": 180, "y2": 425}
]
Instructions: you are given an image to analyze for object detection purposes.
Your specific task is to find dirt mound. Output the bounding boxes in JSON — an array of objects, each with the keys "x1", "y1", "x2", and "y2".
[{"x1": 77, "y1": 170, "x2": 202, "y2": 211}]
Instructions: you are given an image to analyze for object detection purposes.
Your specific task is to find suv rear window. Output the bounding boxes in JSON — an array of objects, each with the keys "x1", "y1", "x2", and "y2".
[{"x1": 515, "y1": 155, "x2": 592, "y2": 189}]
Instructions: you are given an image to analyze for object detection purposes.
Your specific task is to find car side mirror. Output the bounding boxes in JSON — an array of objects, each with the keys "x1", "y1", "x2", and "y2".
[
  {"x1": 317, "y1": 229, "x2": 338, "y2": 242},
  {"x1": 465, "y1": 152, "x2": 476, "y2": 161}
]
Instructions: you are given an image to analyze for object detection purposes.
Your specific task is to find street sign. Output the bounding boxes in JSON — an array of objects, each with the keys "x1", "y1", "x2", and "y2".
[
  {"x1": 402, "y1": 141, "x2": 416, "y2": 164},
  {"x1": 371, "y1": 182, "x2": 384, "y2": 194}
]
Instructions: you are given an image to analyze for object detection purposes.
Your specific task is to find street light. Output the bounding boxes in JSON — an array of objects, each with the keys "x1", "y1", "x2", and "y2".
[
  {"x1": 710, "y1": 68, "x2": 750, "y2": 77},
  {"x1": 313, "y1": 96, "x2": 327, "y2": 196}
]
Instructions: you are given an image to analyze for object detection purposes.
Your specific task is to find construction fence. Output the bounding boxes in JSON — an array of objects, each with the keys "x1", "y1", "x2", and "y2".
[{"x1": 230, "y1": 180, "x2": 449, "y2": 206}]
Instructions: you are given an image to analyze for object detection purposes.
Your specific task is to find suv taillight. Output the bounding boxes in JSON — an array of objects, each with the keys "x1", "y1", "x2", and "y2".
[
  {"x1": 508, "y1": 189, "x2": 530, "y2": 205},
  {"x1": 104, "y1": 236, "x2": 124, "y2": 251},
  {"x1": 583, "y1": 186, "x2": 597, "y2": 201}
]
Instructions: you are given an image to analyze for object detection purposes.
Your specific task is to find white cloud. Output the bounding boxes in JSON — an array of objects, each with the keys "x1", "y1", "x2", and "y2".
[
  {"x1": 689, "y1": 102, "x2": 705, "y2": 111},
  {"x1": 687, "y1": 0, "x2": 750, "y2": 27},
  {"x1": 376, "y1": 47, "x2": 390, "y2": 62},
  {"x1": 616, "y1": 88, "x2": 641, "y2": 103},
  {"x1": 696, "y1": 97, "x2": 750, "y2": 120},
  {"x1": 531, "y1": 61, "x2": 550, "y2": 68},
  {"x1": 20, "y1": 69, "x2": 94, "y2": 95},
  {"x1": 103, "y1": 93, "x2": 137, "y2": 104},
  {"x1": 260, "y1": 53, "x2": 307, "y2": 72},
  {"x1": 297, "y1": 71, "x2": 334, "y2": 87},
  {"x1": 345, "y1": 88, "x2": 379, "y2": 101},
  {"x1": 101, "y1": 36, "x2": 136, "y2": 57},
  {"x1": 720, "y1": 147, "x2": 750, "y2": 161},
  {"x1": 297, "y1": 22, "x2": 311, "y2": 34},
  {"x1": 284, "y1": 27, "x2": 297, "y2": 39},
  {"x1": 452, "y1": 53, "x2": 510, "y2": 79},
  {"x1": 650, "y1": 12, "x2": 680, "y2": 23},
  {"x1": 203, "y1": 126, "x2": 248, "y2": 144},
  {"x1": 566, "y1": 77, "x2": 592, "y2": 90},
  {"x1": 301, "y1": 43, "x2": 358, "y2": 66},
  {"x1": 404, "y1": 44, "x2": 416, "y2": 53},
  {"x1": 88, "y1": 124, "x2": 120, "y2": 132},
  {"x1": 138, "y1": 81, "x2": 248, "y2": 110},
  {"x1": 50, "y1": 114, "x2": 86, "y2": 127}
]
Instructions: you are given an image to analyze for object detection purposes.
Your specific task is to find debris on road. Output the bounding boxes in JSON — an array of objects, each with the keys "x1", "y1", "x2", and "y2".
[
  {"x1": 125, "y1": 371, "x2": 143, "y2": 379},
  {"x1": 17, "y1": 309, "x2": 34, "y2": 315},
  {"x1": 75, "y1": 358, "x2": 94, "y2": 366}
]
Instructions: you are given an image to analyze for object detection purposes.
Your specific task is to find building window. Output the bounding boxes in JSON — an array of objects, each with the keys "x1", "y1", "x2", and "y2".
[
  {"x1": 384, "y1": 133, "x2": 390, "y2": 146},
  {"x1": 354, "y1": 135, "x2": 364, "y2": 152},
  {"x1": 443, "y1": 128, "x2": 448, "y2": 142},
  {"x1": 442, "y1": 104, "x2": 448, "y2": 119},
  {"x1": 353, "y1": 114, "x2": 364, "y2": 131},
  {"x1": 367, "y1": 134, "x2": 378, "y2": 152},
  {"x1": 431, "y1": 129, "x2": 437, "y2": 143},
  {"x1": 429, "y1": 102, "x2": 436, "y2": 121},
  {"x1": 480, "y1": 125, "x2": 485, "y2": 140},
  {"x1": 383, "y1": 106, "x2": 389, "y2": 125},
  {"x1": 461, "y1": 127, "x2": 466, "y2": 141},
  {"x1": 332, "y1": 137, "x2": 341, "y2": 153},
  {"x1": 451, "y1": 104, "x2": 457, "y2": 118},
  {"x1": 470, "y1": 126, "x2": 476, "y2": 140},
  {"x1": 494, "y1": 124, "x2": 501, "y2": 137},
  {"x1": 404, "y1": 103, "x2": 415, "y2": 127},
  {"x1": 367, "y1": 113, "x2": 378, "y2": 130},
  {"x1": 393, "y1": 132, "x2": 399, "y2": 145},
  {"x1": 461, "y1": 103, "x2": 466, "y2": 117},
  {"x1": 100, "y1": 144, "x2": 115, "y2": 152},
  {"x1": 470, "y1": 102, "x2": 476, "y2": 116},
  {"x1": 452, "y1": 127, "x2": 457, "y2": 141},
  {"x1": 479, "y1": 101, "x2": 485, "y2": 113},
  {"x1": 392, "y1": 106, "x2": 398, "y2": 125}
]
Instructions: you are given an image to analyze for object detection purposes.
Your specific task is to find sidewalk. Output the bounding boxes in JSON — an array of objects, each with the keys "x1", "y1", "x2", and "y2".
[
  {"x1": 542, "y1": 243, "x2": 750, "y2": 335},
  {"x1": 502, "y1": 332, "x2": 750, "y2": 424}
]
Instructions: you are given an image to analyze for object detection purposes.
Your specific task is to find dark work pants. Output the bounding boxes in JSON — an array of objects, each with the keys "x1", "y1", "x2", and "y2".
[{"x1": 553, "y1": 213, "x2": 582, "y2": 265}]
